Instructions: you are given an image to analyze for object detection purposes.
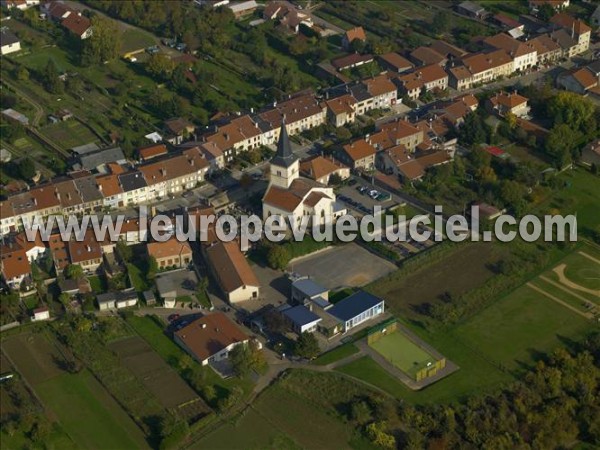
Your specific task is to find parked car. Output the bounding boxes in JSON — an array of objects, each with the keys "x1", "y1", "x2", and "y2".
[
  {"x1": 357, "y1": 186, "x2": 369, "y2": 194},
  {"x1": 348, "y1": 179, "x2": 357, "y2": 186}
]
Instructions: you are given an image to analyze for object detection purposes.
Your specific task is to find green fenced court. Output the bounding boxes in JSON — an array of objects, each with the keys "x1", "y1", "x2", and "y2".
[{"x1": 368, "y1": 321, "x2": 444, "y2": 380}]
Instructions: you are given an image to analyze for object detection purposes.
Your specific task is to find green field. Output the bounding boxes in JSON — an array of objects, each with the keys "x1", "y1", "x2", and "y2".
[
  {"x1": 36, "y1": 371, "x2": 149, "y2": 449},
  {"x1": 40, "y1": 120, "x2": 99, "y2": 151},
  {"x1": 121, "y1": 29, "x2": 156, "y2": 55},
  {"x1": 194, "y1": 371, "x2": 377, "y2": 450},
  {"x1": 370, "y1": 331, "x2": 435, "y2": 377},
  {"x1": 312, "y1": 343, "x2": 359, "y2": 366}
]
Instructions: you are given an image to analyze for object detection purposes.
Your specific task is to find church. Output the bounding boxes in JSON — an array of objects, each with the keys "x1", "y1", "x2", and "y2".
[{"x1": 262, "y1": 121, "x2": 345, "y2": 228}]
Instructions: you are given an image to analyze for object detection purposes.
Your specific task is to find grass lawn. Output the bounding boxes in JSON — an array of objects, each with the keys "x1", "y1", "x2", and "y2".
[
  {"x1": 313, "y1": 343, "x2": 359, "y2": 366},
  {"x1": 88, "y1": 275, "x2": 107, "y2": 294},
  {"x1": 452, "y1": 283, "x2": 593, "y2": 372},
  {"x1": 121, "y1": 29, "x2": 156, "y2": 55},
  {"x1": 370, "y1": 331, "x2": 435, "y2": 377},
  {"x1": 337, "y1": 356, "x2": 411, "y2": 398},
  {"x1": 127, "y1": 262, "x2": 151, "y2": 291},
  {"x1": 36, "y1": 371, "x2": 148, "y2": 449},
  {"x1": 17, "y1": 45, "x2": 76, "y2": 72}
]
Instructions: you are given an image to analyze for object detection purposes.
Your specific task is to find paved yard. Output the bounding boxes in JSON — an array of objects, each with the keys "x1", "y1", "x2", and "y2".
[{"x1": 289, "y1": 243, "x2": 397, "y2": 290}]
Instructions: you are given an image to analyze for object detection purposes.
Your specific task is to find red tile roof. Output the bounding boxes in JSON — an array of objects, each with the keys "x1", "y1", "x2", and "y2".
[
  {"x1": 61, "y1": 13, "x2": 91, "y2": 37},
  {"x1": 174, "y1": 312, "x2": 249, "y2": 362}
]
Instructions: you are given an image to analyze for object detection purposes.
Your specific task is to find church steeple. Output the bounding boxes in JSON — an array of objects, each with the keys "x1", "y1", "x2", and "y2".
[
  {"x1": 268, "y1": 119, "x2": 299, "y2": 189},
  {"x1": 270, "y1": 119, "x2": 298, "y2": 168}
]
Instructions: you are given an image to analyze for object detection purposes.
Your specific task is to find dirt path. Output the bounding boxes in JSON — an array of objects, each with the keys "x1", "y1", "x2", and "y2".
[
  {"x1": 539, "y1": 275, "x2": 598, "y2": 305},
  {"x1": 552, "y1": 264, "x2": 600, "y2": 297},
  {"x1": 526, "y1": 283, "x2": 593, "y2": 319},
  {"x1": 579, "y1": 251, "x2": 600, "y2": 266}
]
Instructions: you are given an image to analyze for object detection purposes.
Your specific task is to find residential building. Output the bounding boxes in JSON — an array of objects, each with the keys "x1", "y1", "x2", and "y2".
[
  {"x1": 528, "y1": 34, "x2": 562, "y2": 64},
  {"x1": 592, "y1": 5, "x2": 600, "y2": 27},
  {"x1": 174, "y1": 312, "x2": 250, "y2": 365},
  {"x1": 0, "y1": 201, "x2": 17, "y2": 236},
  {"x1": 483, "y1": 33, "x2": 538, "y2": 72},
  {"x1": 370, "y1": 119, "x2": 424, "y2": 152},
  {"x1": 339, "y1": 139, "x2": 377, "y2": 170},
  {"x1": 557, "y1": 63, "x2": 600, "y2": 95},
  {"x1": 529, "y1": 0, "x2": 570, "y2": 12},
  {"x1": 96, "y1": 173, "x2": 124, "y2": 209},
  {"x1": 448, "y1": 50, "x2": 513, "y2": 90},
  {"x1": 487, "y1": 91, "x2": 530, "y2": 117},
  {"x1": 324, "y1": 94, "x2": 357, "y2": 127},
  {"x1": 290, "y1": 276, "x2": 329, "y2": 305},
  {"x1": 581, "y1": 139, "x2": 600, "y2": 166},
  {"x1": 206, "y1": 241, "x2": 260, "y2": 303},
  {"x1": 118, "y1": 171, "x2": 149, "y2": 206},
  {"x1": 67, "y1": 230, "x2": 103, "y2": 273},
  {"x1": 9, "y1": 185, "x2": 62, "y2": 230},
  {"x1": 138, "y1": 144, "x2": 168, "y2": 162},
  {"x1": 397, "y1": 64, "x2": 449, "y2": 100},
  {"x1": 327, "y1": 291, "x2": 385, "y2": 332},
  {"x1": 180, "y1": 141, "x2": 226, "y2": 174},
  {"x1": 342, "y1": 26, "x2": 366, "y2": 50},
  {"x1": 300, "y1": 155, "x2": 349, "y2": 185},
  {"x1": 163, "y1": 118, "x2": 195, "y2": 145},
  {"x1": 31, "y1": 307, "x2": 50, "y2": 322},
  {"x1": 2, "y1": 0, "x2": 40, "y2": 10},
  {"x1": 140, "y1": 147, "x2": 209, "y2": 201},
  {"x1": 61, "y1": 12, "x2": 93, "y2": 39},
  {"x1": 550, "y1": 13, "x2": 591, "y2": 56},
  {"x1": 147, "y1": 236, "x2": 193, "y2": 269},
  {"x1": 457, "y1": 1, "x2": 487, "y2": 19},
  {"x1": 0, "y1": 243, "x2": 31, "y2": 289},
  {"x1": 409, "y1": 46, "x2": 447, "y2": 67},
  {"x1": 205, "y1": 114, "x2": 263, "y2": 158},
  {"x1": 228, "y1": 0, "x2": 258, "y2": 19},
  {"x1": 0, "y1": 29, "x2": 21, "y2": 55},
  {"x1": 377, "y1": 52, "x2": 414, "y2": 74},
  {"x1": 331, "y1": 53, "x2": 374, "y2": 72},
  {"x1": 263, "y1": 1, "x2": 313, "y2": 34}
]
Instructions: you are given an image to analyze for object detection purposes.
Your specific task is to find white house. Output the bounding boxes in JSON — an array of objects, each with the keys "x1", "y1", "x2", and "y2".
[
  {"x1": 174, "y1": 313, "x2": 251, "y2": 366},
  {"x1": 1, "y1": 29, "x2": 21, "y2": 55}
]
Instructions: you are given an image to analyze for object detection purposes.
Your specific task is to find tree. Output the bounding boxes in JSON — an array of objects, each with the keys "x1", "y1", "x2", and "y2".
[
  {"x1": 41, "y1": 59, "x2": 63, "y2": 94},
  {"x1": 147, "y1": 256, "x2": 159, "y2": 280},
  {"x1": 335, "y1": 126, "x2": 352, "y2": 142},
  {"x1": 229, "y1": 340, "x2": 266, "y2": 378},
  {"x1": 545, "y1": 124, "x2": 577, "y2": 168},
  {"x1": 146, "y1": 54, "x2": 176, "y2": 81},
  {"x1": 264, "y1": 308, "x2": 287, "y2": 334},
  {"x1": 350, "y1": 400, "x2": 372, "y2": 425},
  {"x1": 64, "y1": 264, "x2": 83, "y2": 280},
  {"x1": 116, "y1": 240, "x2": 132, "y2": 263},
  {"x1": 294, "y1": 332, "x2": 320, "y2": 359},
  {"x1": 81, "y1": 16, "x2": 121, "y2": 65},
  {"x1": 537, "y1": 3, "x2": 555, "y2": 22},
  {"x1": 267, "y1": 245, "x2": 291, "y2": 270},
  {"x1": 459, "y1": 112, "x2": 489, "y2": 147},
  {"x1": 365, "y1": 421, "x2": 396, "y2": 449},
  {"x1": 16, "y1": 66, "x2": 29, "y2": 81}
]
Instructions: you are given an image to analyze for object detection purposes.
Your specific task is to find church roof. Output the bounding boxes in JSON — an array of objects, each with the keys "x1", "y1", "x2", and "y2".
[
  {"x1": 263, "y1": 178, "x2": 322, "y2": 212},
  {"x1": 270, "y1": 120, "x2": 298, "y2": 168}
]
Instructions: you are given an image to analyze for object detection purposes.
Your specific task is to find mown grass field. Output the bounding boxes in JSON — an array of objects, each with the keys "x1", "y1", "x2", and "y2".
[{"x1": 369, "y1": 331, "x2": 435, "y2": 377}]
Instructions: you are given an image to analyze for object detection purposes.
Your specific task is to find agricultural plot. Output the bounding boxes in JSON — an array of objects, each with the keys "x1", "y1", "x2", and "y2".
[
  {"x1": 195, "y1": 376, "x2": 375, "y2": 450},
  {"x1": 40, "y1": 120, "x2": 98, "y2": 151},
  {"x1": 2, "y1": 332, "x2": 148, "y2": 449},
  {"x1": 110, "y1": 336, "x2": 211, "y2": 422}
]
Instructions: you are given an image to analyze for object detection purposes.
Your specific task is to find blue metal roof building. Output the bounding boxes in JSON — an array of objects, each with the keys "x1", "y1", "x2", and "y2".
[
  {"x1": 282, "y1": 305, "x2": 322, "y2": 334},
  {"x1": 328, "y1": 291, "x2": 385, "y2": 332}
]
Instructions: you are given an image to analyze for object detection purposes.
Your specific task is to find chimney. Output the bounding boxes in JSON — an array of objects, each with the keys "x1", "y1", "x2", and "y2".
[
  {"x1": 161, "y1": 168, "x2": 167, "y2": 177},
  {"x1": 201, "y1": 323, "x2": 207, "y2": 329},
  {"x1": 86, "y1": 245, "x2": 91, "y2": 252}
]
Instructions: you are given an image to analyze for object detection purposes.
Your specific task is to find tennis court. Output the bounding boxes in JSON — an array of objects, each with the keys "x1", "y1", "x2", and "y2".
[{"x1": 370, "y1": 330, "x2": 436, "y2": 377}]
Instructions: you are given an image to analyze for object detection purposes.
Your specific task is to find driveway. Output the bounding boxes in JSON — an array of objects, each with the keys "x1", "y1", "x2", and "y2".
[{"x1": 289, "y1": 243, "x2": 397, "y2": 290}]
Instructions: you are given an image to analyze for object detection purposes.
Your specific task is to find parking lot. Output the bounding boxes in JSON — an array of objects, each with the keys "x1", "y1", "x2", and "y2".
[
  {"x1": 290, "y1": 243, "x2": 397, "y2": 290},
  {"x1": 337, "y1": 179, "x2": 397, "y2": 215}
]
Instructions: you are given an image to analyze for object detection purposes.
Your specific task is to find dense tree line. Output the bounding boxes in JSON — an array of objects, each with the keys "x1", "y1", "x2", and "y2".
[{"x1": 343, "y1": 334, "x2": 600, "y2": 449}]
